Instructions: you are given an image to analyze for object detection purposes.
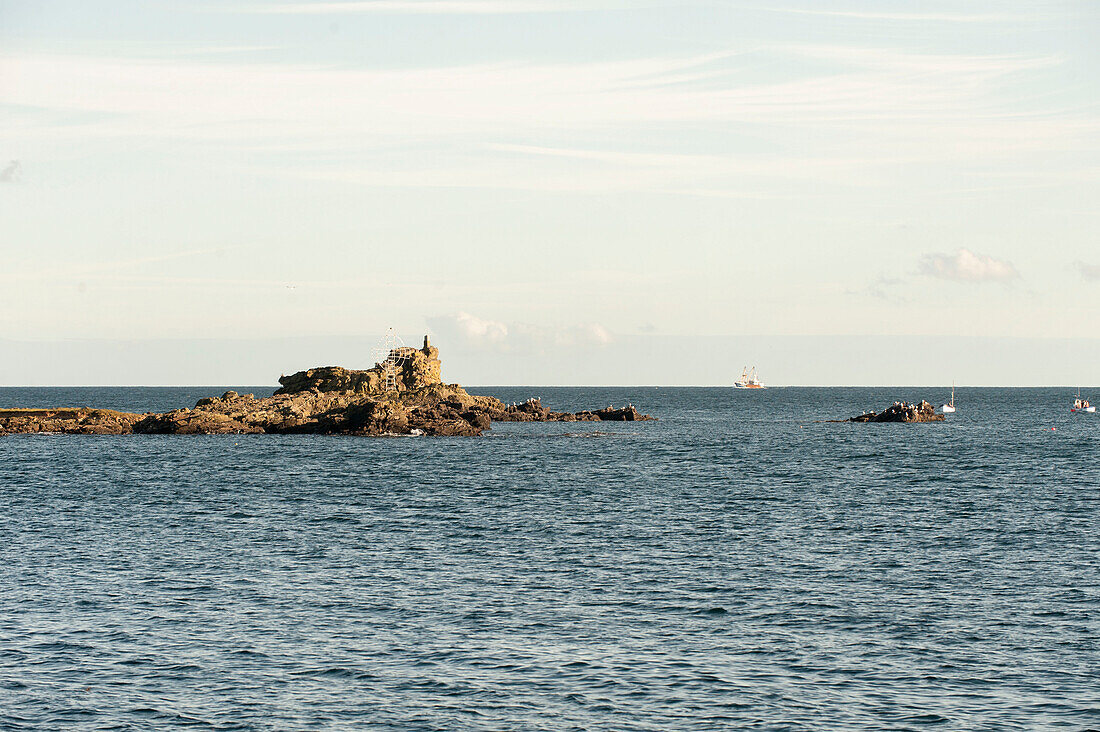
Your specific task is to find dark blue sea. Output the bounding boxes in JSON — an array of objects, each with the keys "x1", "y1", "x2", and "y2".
[{"x1": 1, "y1": 386, "x2": 1097, "y2": 731}]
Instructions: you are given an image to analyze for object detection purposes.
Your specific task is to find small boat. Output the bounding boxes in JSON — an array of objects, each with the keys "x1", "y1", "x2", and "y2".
[
  {"x1": 942, "y1": 384, "x2": 956, "y2": 414},
  {"x1": 1071, "y1": 389, "x2": 1095, "y2": 413},
  {"x1": 734, "y1": 366, "x2": 765, "y2": 389}
]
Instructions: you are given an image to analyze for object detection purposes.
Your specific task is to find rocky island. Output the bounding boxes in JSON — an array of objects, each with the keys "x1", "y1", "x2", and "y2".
[
  {"x1": 0, "y1": 337, "x2": 653, "y2": 437},
  {"x1": 846, "y1": 401, "x2": 944, "y2": 423}
]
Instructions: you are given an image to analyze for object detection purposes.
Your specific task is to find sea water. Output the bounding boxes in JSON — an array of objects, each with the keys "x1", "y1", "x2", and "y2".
[{"x1": 1, "y1": 387, "x2": 1097, "y2": 731}]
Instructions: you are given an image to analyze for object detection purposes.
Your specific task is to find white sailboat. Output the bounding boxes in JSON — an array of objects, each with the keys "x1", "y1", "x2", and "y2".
[
  {"x1": 941, "y1": 384, "x2": 956, "y2": 414},
  {"x1": 1071, "y1": 389, "x2": 1095, "y2": 413},
  {"x1": 734, "y1": 366, "x2": 765, "y2": 389}
]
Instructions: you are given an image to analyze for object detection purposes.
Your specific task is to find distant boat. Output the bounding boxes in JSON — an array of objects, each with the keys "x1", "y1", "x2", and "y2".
[
  {"x1": 734, "y1": 366, "x2": 765, "y2": 389},
  {"x1": 1072, "y1": 389, "x2": 1095, "y2": 413},
  {"x1": 942, "y1": 384, "x2": 956, "y2": 414}
]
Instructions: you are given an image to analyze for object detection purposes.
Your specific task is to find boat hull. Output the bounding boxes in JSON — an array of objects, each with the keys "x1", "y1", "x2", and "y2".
[
  {"x1": 941, "y1": 405, "x2": 956, "y2": 413},
  {"x1": 1071, "y1": 406, "x2": 1096, "y2": 413}
]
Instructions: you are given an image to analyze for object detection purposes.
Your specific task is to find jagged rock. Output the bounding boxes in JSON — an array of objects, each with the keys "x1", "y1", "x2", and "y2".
[
  {"x1": 275, "y1": 366, "x2": 383, "y2": 396},
  {"x1": 497, "y1": 398, "x2": 549, "y2": 422},
  {"x1": 275, "y1": 337, "x2": 443, "y2": 396},
  {"x1": 848, "y1": 400, "x2": 944, "y2": 423},
  {"x1": 595, "y1": 405, "x2": 648, "y2": 421},
  {"x1": 0, "y1": 336, "x2": 655, "y2": 437},
  {"x1": 400, "y1": 337, "x2": 442, "y2": 389},
  {"x1": 340, "y1": 400, "x2": 410, "y2": 435},
  {"x1": 133, "y1": 409, "x2": 263, "y2": 435},
  {"x1": 462, "y1": 411, "x2": 492, "y2": 431}
]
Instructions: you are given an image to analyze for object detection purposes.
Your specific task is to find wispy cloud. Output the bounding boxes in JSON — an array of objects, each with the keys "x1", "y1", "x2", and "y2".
[
  {"x1": 3, "y1": 46, "x2": 1071, "y2": 138},
  {"x1": 174, "y1": 45, "x2": 284, "y2": 55},
  {"x1": 847, "y1": 275, "x2": 908, "y2": 302},
  {"x1": 234, "y1": 0, "x2": 587, "y2": 13},
  {"x1": 783, "y1": 44, "x2": 1060, "y2": 75},
  {"x1": 918, "y1": 249, "x2": 1019, "y2": 282},
  {"x1": 2, "y1": 43, "x2": 1091, "y2": 197},
  {"x1": 0, "y1": 248, "x2": 230, "y2": 283},
  {"x1": 758, "y1": 7, "x2": 1026, "y2": 23}
]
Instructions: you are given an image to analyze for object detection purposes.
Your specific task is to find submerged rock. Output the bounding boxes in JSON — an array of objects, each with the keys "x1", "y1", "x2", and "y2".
[
  {"x1": 0, "y1": 337, "x2": 655, "y2": 437},
  {"x1": 847, "y1": 401, "x2": 944, "y2": 423}
]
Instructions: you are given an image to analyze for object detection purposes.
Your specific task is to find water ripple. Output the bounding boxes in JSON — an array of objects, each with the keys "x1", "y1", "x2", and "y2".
[{"x1": 1, "y1": 386, "x2": 1097, "y2": 730}]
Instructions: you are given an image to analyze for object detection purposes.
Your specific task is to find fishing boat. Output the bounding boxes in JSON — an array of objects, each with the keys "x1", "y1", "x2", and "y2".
[
  {"x1": 1071, "y1": 389, "x2": 1095, "y2": 413},
  {"x1": 734, "y1": 366, "x2": 765, "y2": 389},
  {"x1": 942, "y1": 384, "x2": 956, "y2": 413}
]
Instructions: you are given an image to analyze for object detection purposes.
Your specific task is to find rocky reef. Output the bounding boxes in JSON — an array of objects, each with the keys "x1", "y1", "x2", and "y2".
[
  {"x1": 0, "y1": 337, "x2": 654, "y2": 437},
  {"x1": 847, "y1": 401, "x2": 944, "y2": 423},
  {"x1": 0, "y1": 408, "x2": 145, "y2": 435}
]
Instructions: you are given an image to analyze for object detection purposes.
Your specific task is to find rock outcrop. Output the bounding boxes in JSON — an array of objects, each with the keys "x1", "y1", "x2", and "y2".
[
  {"x1": 0, "y1": 337, "x2": 654, "y2": 437},
  {"x1": 273, "y1": 338, "x2": 443, "y2": 396},
  {"x1": 847, "y1": 401, "x2": 944, "y2": 423},
  {"x1": 0, "y1": 408, "x2": 146, "y2": 435}
]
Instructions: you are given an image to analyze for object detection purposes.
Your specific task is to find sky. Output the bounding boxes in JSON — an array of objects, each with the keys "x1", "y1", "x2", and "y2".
[{"x1": 0, "y1": 0, "x2": 1098, "y2": 385}]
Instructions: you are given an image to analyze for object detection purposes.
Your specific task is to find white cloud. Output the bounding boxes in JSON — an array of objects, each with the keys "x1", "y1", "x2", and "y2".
[
  {"x1": 453, "y1": 311, "x2": 509, "y2": 342},
  {"x1": 918, "y1": 249, "x2": 1019, "y2": 282},
  {"x1": 427, "y1": 312, "x2": 612, "y2": 351},
  {"x1": 1074, "y1": 261, "x2": 1100, "y2": 281},
  {"x1": 0, "y1": 160, "x2": 21, "y2": 183}
]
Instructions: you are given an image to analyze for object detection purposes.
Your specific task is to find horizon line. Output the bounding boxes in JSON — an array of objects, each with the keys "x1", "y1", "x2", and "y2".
[{"x1": 1, "y1": 384, "x2": 1095, "y2": 389}]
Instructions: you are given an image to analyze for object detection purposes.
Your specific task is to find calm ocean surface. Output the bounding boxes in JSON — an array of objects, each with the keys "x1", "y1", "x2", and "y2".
[{"x1": 1, "y1": 386, "x2": 1097, "y2": 731}]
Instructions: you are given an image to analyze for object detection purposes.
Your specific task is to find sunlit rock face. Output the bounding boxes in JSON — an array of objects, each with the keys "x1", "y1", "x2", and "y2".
[{"x1": 275, "y1": 336, "x2": 443, "y2": 396}]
